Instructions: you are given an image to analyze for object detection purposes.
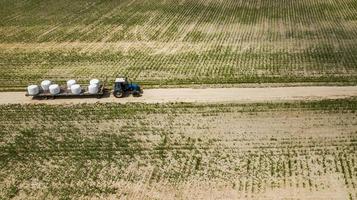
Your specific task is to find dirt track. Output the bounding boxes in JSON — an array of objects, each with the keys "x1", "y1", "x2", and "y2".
[{"x1": 0, "y1": 86, "x2": 356, "y2": 105}]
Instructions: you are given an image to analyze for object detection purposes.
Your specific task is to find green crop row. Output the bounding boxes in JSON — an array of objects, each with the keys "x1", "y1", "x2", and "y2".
[
  {"x1": 1, "y1": 0, "x2": 357, "y2": 89},
  {"x1": 1, "y1": 41, "x2": 357, "y2": 90},
  {"x1": 1, "y1": 0, "x2": 357, "y2": 42}
]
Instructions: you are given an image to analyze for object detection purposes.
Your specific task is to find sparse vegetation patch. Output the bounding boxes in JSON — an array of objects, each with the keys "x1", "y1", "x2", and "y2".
[{"x1": 1, "y1": 99, "x2": 356, "y2": 199}]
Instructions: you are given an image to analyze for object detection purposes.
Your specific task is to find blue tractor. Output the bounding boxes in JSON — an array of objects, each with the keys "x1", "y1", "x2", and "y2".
[{"x1": 113, "y1": 76, "x2": 143, "y2": 98}]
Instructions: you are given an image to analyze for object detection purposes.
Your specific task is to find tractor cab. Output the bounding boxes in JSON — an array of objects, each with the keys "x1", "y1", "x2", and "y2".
[{"x1": 113, "y1": 76, "x2": 142, "y2": 98}]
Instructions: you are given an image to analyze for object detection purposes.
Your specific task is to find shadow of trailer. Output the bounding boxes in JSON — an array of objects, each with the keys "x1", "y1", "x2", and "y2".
[{"x1": 25, "y1": 84, "x2": 108, "y2": 100}]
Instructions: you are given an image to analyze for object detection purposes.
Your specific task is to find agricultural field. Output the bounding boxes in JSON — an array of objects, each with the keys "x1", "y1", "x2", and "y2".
[
  {"x1": 1, "y1": 99, "x2": 357, "y2": 199},
  {"x1": 1, "y1": 0, "x2": 357, "y2": 199},
  {"x1": 1, "y1": 0, "x2": 357, "y2": 90}
]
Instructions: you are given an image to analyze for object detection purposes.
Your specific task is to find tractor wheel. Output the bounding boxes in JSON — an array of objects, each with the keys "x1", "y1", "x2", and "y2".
[
  {"x1": 132, "y1": 91, "x2": 141, "y2": 97},
  {"x1": 114, "y1": 91, "x2": 124, "y2": 98}
]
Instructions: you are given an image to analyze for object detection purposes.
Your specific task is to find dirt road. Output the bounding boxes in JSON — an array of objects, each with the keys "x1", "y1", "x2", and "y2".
[{"x1": 0, "y1": 86, "x2": 356, "y2": 105}]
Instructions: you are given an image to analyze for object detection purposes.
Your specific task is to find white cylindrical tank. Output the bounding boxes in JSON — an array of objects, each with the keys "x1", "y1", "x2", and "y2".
[
  {"x1": 71, "y1": 84, "x2": 82, "y2": 95},
  {"x1": 49, "y1": 84, "x2": 60, "y2": 95},
  {"x1": 90, "y1": 79, "x2": 100, "y2": 87},
  {"x1": 67, "y1": 79, "x2": 76, "y2": 89},
  {"x1": 27, "y1": 85, "x2": 39, "y2": 95},
  {"x1": 41, "y1": 80, "x2": 51, "y2": 91},
  {"x1": 88, "y1": 84, "x2": 99, "y2": 94}
]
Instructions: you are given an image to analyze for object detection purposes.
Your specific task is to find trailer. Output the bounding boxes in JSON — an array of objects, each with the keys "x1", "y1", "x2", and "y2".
[{"x1": 26, "y1": 83, "x2": 106, "y2": 99}]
